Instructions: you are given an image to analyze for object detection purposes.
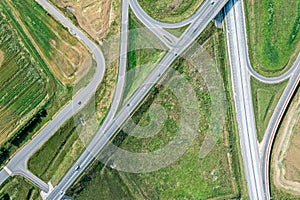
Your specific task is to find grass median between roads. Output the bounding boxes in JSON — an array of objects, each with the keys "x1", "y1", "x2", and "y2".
[
  {"x1": 244, "y1": 0, "x2": 300, "y2": 76},
  {"x1": 251, "y1": 78, "x2": 288, "y2": 142},
  {"x1": 121, "y1": 10, "x2": 167, "y2": 105},
  {"x1": 66, "y1": 23, "x2": 246, "y2": 199},
  {"x1": 137, "y1": 0, "x2": 204, "y2": 23}
]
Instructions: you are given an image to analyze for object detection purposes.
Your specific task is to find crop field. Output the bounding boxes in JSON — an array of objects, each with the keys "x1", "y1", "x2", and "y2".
[
  {"x1": 8, "y1": 0, "x2": 93, "y2": 85},
  {"x1": 50, "y1": 0, "x2": 121, "y2": 41},
  {"x1": 251, "y1": 78, "x2": 288, "y2": 142},
  {"x1": 0, "y1": 6, "x2": 52, "y2": 146},
  {"x1": 67, "y1": 24, "x2": 244, "y2": 199},
  {"x1": 271, "y1": 88, "x2": 300, "y2": 199},
  {"x1": 137, "y1": 0, "x2": 204, "y2": 23},
  {"x1": 0, "y1": 177, "x2": 41, "y2": 200},
  {"x1": 244, "y1": 0, "x2": 300, "y2": 75}
]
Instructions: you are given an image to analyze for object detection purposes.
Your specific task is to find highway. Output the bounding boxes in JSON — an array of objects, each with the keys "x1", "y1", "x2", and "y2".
[
  {"x1": 225, "y1": 0, "x2": 265, "y2": 199},
  {"x1": 4, "y1": 0, "x2": 298, "y2": 199},
  {"x1": 0, "y1": 0, "x2": 107, "y2": 193},
  {"x1": 46, "y1": 0, "x2": 229, "y2": 199},
  {"x1": 227, "y1": 0, "x2": 300, "y2": 199}
]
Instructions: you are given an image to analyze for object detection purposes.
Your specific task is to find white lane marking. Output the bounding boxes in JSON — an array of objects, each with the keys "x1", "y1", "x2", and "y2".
[{"x1": 4, "y1": 166, "x2": 12, "y2": 175}]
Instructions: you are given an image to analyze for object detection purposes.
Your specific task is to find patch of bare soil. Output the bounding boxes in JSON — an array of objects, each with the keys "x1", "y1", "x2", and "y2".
[
  {"x1": 54, "y1": 0, "x2": 115, "y2": 41},
  {"x1": 272, "y1": 89, "x2": 300, "y2": 196}
]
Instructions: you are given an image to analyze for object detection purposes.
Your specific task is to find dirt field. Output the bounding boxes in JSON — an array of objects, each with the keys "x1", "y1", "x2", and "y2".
[
  {"x1": 51, "y1": 0, "x2": 115, "y2": 41},
  {"x1": 272, "y1": 89, "x2": 300, "y2": 196}
]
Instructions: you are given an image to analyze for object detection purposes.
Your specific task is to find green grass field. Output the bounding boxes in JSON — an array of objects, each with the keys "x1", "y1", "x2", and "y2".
[
  {"x1": 244, "y1": 0, "x2": 300, "y2": 75},
  {"x1": 0, "y1": 177, "x2": 41, "y2": 200},
  {"x1": 251, "y1": 78, "x2": 288, "y2": 142},
  {"x1": 67, "y1": 24, "x2": 245, "y2": 199},
  {"x1": 121, "y1": 10, "x2": 167, "y2": 105},
  {"x1": 137, "y1": 0, "x2": 203, "y2": 23}
]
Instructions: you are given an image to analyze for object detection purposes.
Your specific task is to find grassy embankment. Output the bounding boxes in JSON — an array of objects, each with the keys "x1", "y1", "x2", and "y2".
[
  {"x1": 66, "y1": 22, "x2": 248, "y2": 199},
  {"x1": 244, "y1": 0, "x2": 300, "y2": 76},
  {"x1": 251, "y1": 78, "x2": 288, "y2": 142},
  {"x1": 137, "y1": 0, "x2": 203, "y2": 23}
]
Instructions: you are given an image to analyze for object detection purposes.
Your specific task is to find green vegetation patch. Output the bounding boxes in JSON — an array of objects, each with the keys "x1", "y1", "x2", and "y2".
[
  {"x1": 67, "y1": 21, "x2": 247, "y2": 200},
  {"x1": 27, "y1": 120, "x2": 84, "y2": 185},
  {"x1": 244, "y1": 0, "x2": 300, "y2": 75},
  {"x1": 251, "y1": 77, "x2": 288, "y2": 142},
  {"x1": 137, "y1": 0, "x2": 203, "y2": 23},
  {"x1": 165, "y1": 23, "x2": 189, "y2": 37},
  {"x1": 0, "y1": 177, "x2": 41, "y2": 200},
  {"x1": 122, "y1": 10, "x2": 166, "y2": 105}
]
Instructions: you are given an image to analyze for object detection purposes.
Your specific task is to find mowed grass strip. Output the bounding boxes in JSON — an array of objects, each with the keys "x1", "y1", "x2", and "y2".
[
  {"x1": 251, "y1": 77, "x2": 288, "y2": 142},
  {"x1": 137, "y1": 0, "x2": 204, "y2": 23},
  {"x1": 245, "y1": 0, "x2": 300, "y2": 75}
]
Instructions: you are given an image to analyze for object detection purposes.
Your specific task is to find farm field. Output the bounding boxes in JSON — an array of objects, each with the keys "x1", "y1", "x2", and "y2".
[
  {"x1": 8, "y1": 0, "x2": 93, "y2": 85},
  {"x1": 0, "y1": 177, "x2": 41, "y2": 200},
  {"x1": 0, "y1": 3, "x2": 53, "y2": 149},
  {"x1": 50, "y1": 0, "x2": 121, "y2": 41},
  {"x1": 66, "y1": 24, "x2": 246, "y2": 199},
  {"x1": 251, "y1": 78, "x2": 288, "y2": 142},
  {"x1": 244, "y1": 0, "x2": 300, "y2": 76},
  {"x1": 271, "y1": 88, "x2": 300, "y2": 199},
  {"x1": 137, "y1": 0, "x2": 204, "y2": 23}
]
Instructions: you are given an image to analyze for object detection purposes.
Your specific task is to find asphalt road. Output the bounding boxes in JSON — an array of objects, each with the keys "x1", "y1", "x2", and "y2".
[
  {"x1": 225, "y1": 0, "x2": 265, "y2": 199},
  {"x1": 260, "y1": 67, "x2": 300, "y2": 199},
  {"x1": 227, "y1": 0, "x2": 300, "y2": 199},
  {"x1": 0, "y1": 0, "x2": 106, "y2": 193},
  {"x1": 46, "y1": 0, "x2": 229, "y2": 199}
]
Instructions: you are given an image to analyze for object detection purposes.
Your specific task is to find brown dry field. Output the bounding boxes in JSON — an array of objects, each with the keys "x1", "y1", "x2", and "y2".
[
  {"x1": 272, "y1": 88, "x2": 300, "y2": 195},
  {"x1": 49, "y1": 37, "x2": 92, "y2": 84},
  {"x1": 7, "y1": 1, "x2": 93, "y2": 85},
  {"x1": 51, "y1": 0, "x2": 114, "y2": 41}
]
